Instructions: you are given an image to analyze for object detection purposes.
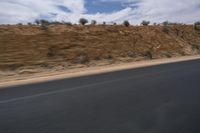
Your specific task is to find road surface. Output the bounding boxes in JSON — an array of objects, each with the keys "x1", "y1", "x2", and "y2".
[{"x1": 0, "y1": 59, "x2": 200, "y2": 133}]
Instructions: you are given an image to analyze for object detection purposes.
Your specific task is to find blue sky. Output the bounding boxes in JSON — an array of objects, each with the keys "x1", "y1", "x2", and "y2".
[
  {"x1": 0, "y1": 0, "x2": 200, "y2": 24},
  {"x1": 85, "y1": 0, "x2": 125, "y2": 13}
]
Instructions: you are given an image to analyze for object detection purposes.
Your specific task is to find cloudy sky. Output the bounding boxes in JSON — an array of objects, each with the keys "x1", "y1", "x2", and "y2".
[{"x1": 0, "y1": 0, "x2": 200, "y2": 24}]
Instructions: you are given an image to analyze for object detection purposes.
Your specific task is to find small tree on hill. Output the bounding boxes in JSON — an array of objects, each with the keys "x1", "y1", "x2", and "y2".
[
  {"x1": 40, "y1": 19, "x2": 49, "y2": 25},
  {"x1": 141, "y1": 20, "x2": 150, "y2": 26},
  {"x1": 112, "y1": 22, "x2": 117, "y2": 25},
  {"x1": 35, "y1": 19, "x2": 40, "y2": 25},
  {"x1": 194, "y1": 21, "x2": 200, "y2": 30},
  {"x1": 91, "y1": 20, "x2": 97, "y2": 25},
  {"x1": 123, "y1": 20, "x2": 130, "y2": 27},
  {"x1": 79, "y1": 18, "x2": 88, "y2": 25},
  {"x1": 162, "y1": 21, "x2": 169, "y2": 26},
  {"x1": 17, "y1": 23, "x2": 23, "y2": 25},
  {"x1": 65, "y1": 22, "x2": 72, "y2": 26},
  {"x1": 40, "y1": 19, "x2": 49, "y2": 30}
]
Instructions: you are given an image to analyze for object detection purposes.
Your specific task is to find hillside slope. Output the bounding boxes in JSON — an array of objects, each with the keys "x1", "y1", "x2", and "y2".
[{"x1": 0, "y1": 24, "x2": 200, "y2": 71}]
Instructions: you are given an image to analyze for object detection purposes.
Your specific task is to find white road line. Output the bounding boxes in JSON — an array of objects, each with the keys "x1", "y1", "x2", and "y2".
[{"x1": 0, "y1": 73, "x2": 147, "y2": 104}]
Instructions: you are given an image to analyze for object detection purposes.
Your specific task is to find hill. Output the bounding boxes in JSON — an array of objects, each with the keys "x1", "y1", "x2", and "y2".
[{"x1": 0, "y1": 24, "x2": 200, "y2": 73}]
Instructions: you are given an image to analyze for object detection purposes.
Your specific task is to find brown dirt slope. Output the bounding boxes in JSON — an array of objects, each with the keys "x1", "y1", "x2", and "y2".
[{"x1": 0, "y1": 24, "x2": 200, "y2": 71}]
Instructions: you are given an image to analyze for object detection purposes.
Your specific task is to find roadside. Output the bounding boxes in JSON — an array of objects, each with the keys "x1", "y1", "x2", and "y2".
[{"x1": 1, "y1": 55, "x2": 200, "y2": 88}]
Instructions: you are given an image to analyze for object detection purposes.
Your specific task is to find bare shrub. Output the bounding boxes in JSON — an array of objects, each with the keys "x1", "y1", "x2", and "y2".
[
  {"x1": 47, "y1": 47, "x2": 55, "y2": 57},
  {"x1": 141, "y1": 20, "x2": 150, "y2": 26},
  {"x1": 65, "y1": 22, "x2": 72, "y2": 26},
  {"x1": 40, "y1": 20, "x2": 49, "y2": 30},
  {"x1": 127, "y1": 51, "x2": 135, "y2": 57},
  {"x1": 17, "y1": 23, "x2": 23, "y2": 25},
  {"x1": 76, "y1": 55, "x2": 89, "y2": 64},
  {"x1": 144, "y1": 51, "x2": 153, "y2": 59},
  {"x1": 79, "y1": 18, "x2": 88, "y2": 25},
  {"x1": 91, "y1": 20, "x2": 97, "y2": 25},
  {"x1": 162, "y1": 26, "x2": 170, "y2": 34},
  {"x1": 192, "y1": 44, "x2": 200, "y2": 50},
  {"x1": 51, "y1": 21, "x2": 62, "y2": 25},
  {"x1": 123, "y1": 20, "x2": 130, "y2": 27},
  {"x1": 194, "y1": 21, "x2": 200, "y2": 30},
  {"x1": 95, "y1": 56, "x2": 101, "y2": 60},
  {"x1": 35, "y1": 20, "x2": 40, "y2": 25},
  {"x1": 113, "y1": 22, "x2": 117, "y2": 25},
  {"x1": 162, "y1": 21, "x2": 169, "y2": 26}
]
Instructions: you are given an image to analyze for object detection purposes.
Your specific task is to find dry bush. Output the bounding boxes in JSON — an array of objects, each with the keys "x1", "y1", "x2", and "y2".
[
  {"x1": 40, "y1": 20, "x2": 49, "y2": 30},
  {"x1": 162, "y1": 21, "x2": 169, "y2": 26},
  {"x1": 76, "y1": 55, "x2": 89, "y2": 64},
  {"x1": 123, "y1": 20, "x2": 130, "y2": 27},
  {"x1": 194, "y1": 21, "x2": 200, "y2": 30},
  {"x1": 141, "y1": 20, "x2": 150, "y2": 26},
  {"x1": 91, "y1": 20, "x2": 97, "y2": 25},
  {"x1": 47, "y1": 47, "x2": 56, "y2": 57},
  {"x1": 162, "y1": 26, "x2": 170, "y2": 34},
  {"x1": 144, "y1": 51, "x2": 153, "y2": 59},
  {"x1": 79, "y1": 18, "x2": 88, "y2": 25}
]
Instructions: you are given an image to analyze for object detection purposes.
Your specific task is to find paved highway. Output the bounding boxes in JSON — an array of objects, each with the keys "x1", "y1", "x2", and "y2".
[{"x1": 0, "y1": 59, "x2": 200, "y2": 133}]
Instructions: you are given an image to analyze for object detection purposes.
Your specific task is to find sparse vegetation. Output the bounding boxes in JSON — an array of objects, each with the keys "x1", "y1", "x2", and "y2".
[
  {"x1": 161, "y1": 21, "x2": 170, "y2": 34},
  {"x1": 79, "y1": 18, "x2": 88, "y2": 25},
  {"x1": 35, "y1": 20, "x2": 40, "y2": 25},
  {"x1": 47, "y1": 47, "x2": 55, "y2": 57},
  {"x1": 51, "y1": 21, "x2": 62, "y2": 25},
  {"x1": 113, "y1": 22, "x2": 117, "y2": 25},
  {"x1": 141, "y1": 20, "x2": 150, "y2": 26},
  {"x1": 91, "y1": 20, "x2": 97, "y2": 25},
  {"x1": 162, "y1": 21, "x2": 169, "y2": 26},
  {"x1": 144, "y1": 51, "x2": 153, "y2": 59},
  {"x1": 123, "y1": 20, "x2": 130, "y2": 27},
  {"x1": 65, "y1": 22, "x2": 73, "y2": 26},
  {"x1": 194, "y1": 21, "x2": 200, "y2": 30},
  {"x1": 162, "y1": 26, "x2": 170, "y2": 34},
  {"x1": 40, "y1": 19, "x2": 49, "y2": 30},
  {"x1": 0, "y1": 24, "x2": 200, "y2": 72},
  {"x1": 76, "y1": 55, "x2": 89, "y2": 64}
]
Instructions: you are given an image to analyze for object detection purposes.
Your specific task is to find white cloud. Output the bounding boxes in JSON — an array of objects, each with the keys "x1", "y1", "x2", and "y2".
[
  {"x1": 136, "y1": 0, "x2": 200, "y2": 23},
  {"x1": 0, "y1": 0, "x2": 199, "y2": 24},
  {"x1": 0, "y1": 0, "x2": 86, "y2": 24},
  {"x1": 100, "y1": 0, "x2": 200, "y2": 23}
]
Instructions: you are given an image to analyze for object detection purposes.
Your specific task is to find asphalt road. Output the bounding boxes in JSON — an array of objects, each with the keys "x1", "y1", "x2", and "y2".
[{"x1": 0, "y1": 59, "x2": 200, "y2": 133}]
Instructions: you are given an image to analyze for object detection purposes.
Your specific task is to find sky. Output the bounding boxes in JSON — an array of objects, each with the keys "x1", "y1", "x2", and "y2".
[{"x1": 0, "y1": 0, "x2": 200, "y2": 24}]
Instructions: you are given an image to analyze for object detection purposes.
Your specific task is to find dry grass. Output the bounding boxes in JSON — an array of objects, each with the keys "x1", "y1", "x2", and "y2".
[{"x1": 0, "y1": 24, "x2": 200, "y2": 71}]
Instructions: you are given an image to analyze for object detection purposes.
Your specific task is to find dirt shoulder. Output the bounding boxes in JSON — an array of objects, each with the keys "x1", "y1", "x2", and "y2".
[{"x1": 1, "y1": 55, "x2": 200, "y2": 88}]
